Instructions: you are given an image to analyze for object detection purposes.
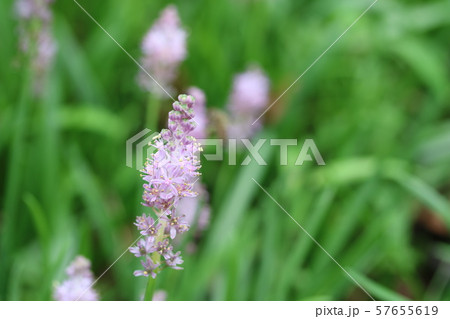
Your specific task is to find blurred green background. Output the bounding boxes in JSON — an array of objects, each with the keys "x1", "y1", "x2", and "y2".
[{"x1": 1, "y1": 0, "x2": 450, "y2": 301}]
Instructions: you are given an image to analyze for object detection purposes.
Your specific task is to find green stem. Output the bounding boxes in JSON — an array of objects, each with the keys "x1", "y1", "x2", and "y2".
[
  {"x1": 144, "y1": 275, "x2": 156, "y2": 301},
  {"x1": 146, "y1": 93, "x2": 161, "y2": 132},
  {"x1": 143, "y1": 216, "x2": 167, "y2": 301}
]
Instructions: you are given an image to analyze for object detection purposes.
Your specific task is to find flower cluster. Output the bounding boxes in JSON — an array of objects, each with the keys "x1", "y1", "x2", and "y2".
[
  {"x1": 226, "y1": 66, "x2": 270, "y2": 139},
  {"x1": 130, "y1": 94, "x2": 202, "y2": 278},
  {"x1": 139, "y1": 5, "x2": 187, "y2": 96},
  {"x1": 53, "y1": 256, "x2": 99, "y2": 301},
  {"x1": 15, "y1": 0, "x2": 56, "y2": 93}
]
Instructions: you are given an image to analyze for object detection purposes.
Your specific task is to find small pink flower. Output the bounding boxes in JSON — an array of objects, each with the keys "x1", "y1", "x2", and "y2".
[
  {"x1": 129, "y1": 237, "x2": 155, "y2": 257},
  {"x1": 163, "y1": 251, "x2": 184, "y2": 270},
  {"x1": 134, "y1": 256, "x2": 160, "y2": 279},
  {"x1": 162, "y1": 214, "x2": 190, "y2": 239}
]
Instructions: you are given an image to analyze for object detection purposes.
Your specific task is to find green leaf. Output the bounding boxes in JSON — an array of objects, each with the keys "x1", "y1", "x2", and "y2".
[
  {"x1": 388, "y1": 171, "x2": 450, "y2": 228},
  {"x1": 23, "y1": 194, "x2": 50, "y2": 253},
  {"x1": 350, "y1": 271, "x2": 410, "y2": 301},
  {"x1": 59, "y1": 105, "x2": 126, "y2": 139},
  {"x1": 391, "y1": 38, "x2": 448, "y2": 102}
]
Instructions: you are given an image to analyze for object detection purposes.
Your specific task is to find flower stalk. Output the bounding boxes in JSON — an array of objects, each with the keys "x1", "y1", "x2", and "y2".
[
  {"x1": 130, "y1": 94, "x2": 202, "y2": 298},
  {"x1": 143, "y1": 216, "x2": 166, "y2": 301},
  {"x1": 144, "y1": 271, "x2": 156, "y2": 301}
]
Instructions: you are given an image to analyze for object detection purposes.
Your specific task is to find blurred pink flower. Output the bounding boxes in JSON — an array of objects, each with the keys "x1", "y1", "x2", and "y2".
[
  {"x1": 187, "y1": 87, "x2": 209, "y2": 139},
  {"x1": 15, "y1": 0, "x2": 56, "y2": 94},
  {"x1": 177, "y1": 182, "x2": 210, "y2": 233},
  {"x1": 16, "y1": 0, "x2": 54, "y2": 21},
  {"x1": 227, "y1": 66, "x2": 270, "y2": 139},
  {"x1": 228, "y1": 67, "x2": 270, "y2": 115},
  {"x1": 152, "y1": 290, "x2": 167, "y2": 301},
  {"x1": 53, "y1": 256, "x2": 98, "y2": 301},
  {"x1": 139, "y1": 5, "x2": 187, "y2": 96}
]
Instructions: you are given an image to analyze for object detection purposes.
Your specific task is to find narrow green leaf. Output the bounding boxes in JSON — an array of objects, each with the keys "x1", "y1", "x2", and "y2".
[{"x1": 349, "y1": 271, "x2": 410, "y2": 301}]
